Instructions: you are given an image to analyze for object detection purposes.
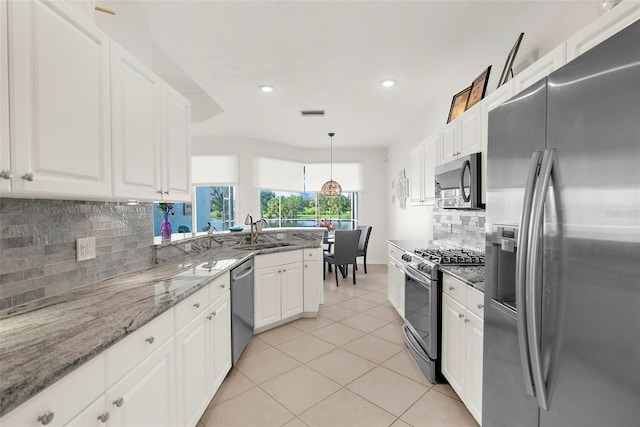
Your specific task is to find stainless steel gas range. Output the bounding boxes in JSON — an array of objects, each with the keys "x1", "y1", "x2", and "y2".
[{"x1": 400, "y1": 245, "x2": 484, "y2": 383}]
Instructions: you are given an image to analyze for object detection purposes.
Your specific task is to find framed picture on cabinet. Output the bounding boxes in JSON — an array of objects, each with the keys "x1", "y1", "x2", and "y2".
[
  {"x1": 466, "y1": 66, "x2": 492, "y2": 109},
  {"x1": 447, "y1": 86, "x2": 472, "y2": 123},
  {"x1": 183, "y1": 203, "x2": 192, "y2": 215},
  {"x1": 498, "y1": 32, "x2": 524, "y2": 88}
]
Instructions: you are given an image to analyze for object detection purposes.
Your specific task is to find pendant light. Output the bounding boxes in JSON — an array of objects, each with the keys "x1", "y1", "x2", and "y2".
[{"x1": 321, "y1": 132, "x2": 342, "y2": 197}]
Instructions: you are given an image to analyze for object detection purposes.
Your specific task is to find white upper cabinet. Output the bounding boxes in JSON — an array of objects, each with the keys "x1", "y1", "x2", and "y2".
[
  {"x1": 410, "y1": 133, "x2": 439, "y2": 206},
  {"x1": 161, "y1": 85, "x2": 192, "y2": 202},
  {"x1": 438, "y1": 103, "x2": 482, "y2": 165},
  {"x1": 0, "y1": 0, "x2": 10, "y2": 193},
  {"x1": 513, "y1": 43, "x2": 566, "y2": 93},
  {"x1": 111, "y1": 41, "x2": 162, "y2": 201},
  {"x1": 566, "y1": 1, "x2": 640, "y2": 62},
  {"x1": 7, "y1": 0, "x2": 112, "y2": 197}
]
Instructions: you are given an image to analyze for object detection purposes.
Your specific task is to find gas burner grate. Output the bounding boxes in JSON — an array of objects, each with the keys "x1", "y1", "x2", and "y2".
[{"x1": 414, "y1": 248, "x2": 485, "y2": 265}]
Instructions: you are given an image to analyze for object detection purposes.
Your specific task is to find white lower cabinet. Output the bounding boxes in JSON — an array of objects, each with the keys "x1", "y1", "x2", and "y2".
[
  {"x1": 176, "y1": 290, "x2": 231, "y2": 426},
  {"x1": 303, "y1": 248, "x2": 322, "y2": 312},
  {"x1": 254, "y1": 250, "x2": 305, "y2": 331},
  {"x1": 65, "y1": 395, "x2": 108, "y2": 427},
  {"x1": 106, "y1": 338, "x2": 176, "y2": 426},
  {"x1": 387, "y1": 244, "x2": 405, "y2": 318},
  {"x1": 441, "y1": 274, "x2": 484, "y2": 425}
]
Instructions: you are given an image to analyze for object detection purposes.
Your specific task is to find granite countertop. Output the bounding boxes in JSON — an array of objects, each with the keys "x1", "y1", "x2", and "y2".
[
  {"x1": 0, "y1": 236, "x2": 322, "y2": 418},
  {"x1": 387, "y1": 240, "x2": 436, "y2": 253},
  {"x1": 440, "y1": 265, "x2": 485, "y2": 292}
]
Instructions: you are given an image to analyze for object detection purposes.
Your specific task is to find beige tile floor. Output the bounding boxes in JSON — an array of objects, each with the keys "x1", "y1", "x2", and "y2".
[{"x1": 199, "y1": 264, "x2": 479, "y2": 427}]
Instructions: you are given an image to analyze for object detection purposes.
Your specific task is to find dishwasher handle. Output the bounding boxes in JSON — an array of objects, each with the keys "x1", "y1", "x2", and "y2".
[{"x1": 232, "y1": 264, "x2": 254, "y2": 281}]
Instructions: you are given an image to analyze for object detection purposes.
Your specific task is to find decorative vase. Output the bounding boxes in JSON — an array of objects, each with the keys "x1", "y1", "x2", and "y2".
[{"x1": 160, "y1": 215, "x2": 171, "y2": 240}]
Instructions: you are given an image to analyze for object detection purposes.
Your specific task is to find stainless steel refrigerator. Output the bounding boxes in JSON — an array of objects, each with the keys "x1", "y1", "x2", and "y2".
[{"x1": 483, "y1": 20, "x2": 640, "y2": 427}]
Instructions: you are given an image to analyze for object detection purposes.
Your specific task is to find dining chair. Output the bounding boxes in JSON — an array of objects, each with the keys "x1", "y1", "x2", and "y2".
[
  {"x1": 355, "y1": 225, "x2": 373, "y2": 274},
  {"x1": 323, "y1": 229, "x2": 361, "y2": 286}
]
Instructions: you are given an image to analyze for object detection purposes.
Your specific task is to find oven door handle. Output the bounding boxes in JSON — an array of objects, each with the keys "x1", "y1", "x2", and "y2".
[
  {"x1": 403, "y1": 266, "x2": 431, "y2": 287},
  {"x1": 402, "y1": 325, "x2": 431, "y2": 363}
]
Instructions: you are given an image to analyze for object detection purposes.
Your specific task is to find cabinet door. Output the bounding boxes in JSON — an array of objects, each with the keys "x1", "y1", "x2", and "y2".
[
  {"x1": 161, "y1": 84, "x2": 191, "y2": 202},
  {"x1": 0, "y1": 0, "x2": 10, "y2": 193},
  {"x1": 422, "y1": 133, "x2": 438, "y2": 205},
  {"x1": 8, "y1": 0, "x2": 112, "y2": 197},
  {"x1": 566, "y1": 1, "x2": 640, "y2": 62},
  {"x1": 513, "y1": 43, "x2": 566, "y2": 94},
  {"x1": 458, "y1": 104, "x2": 482, "y2": 157},
  {"x1": 387, "y1": 259, "x2": 398, "y2": 309},
  {"x1": 409, "y1": 142, "x2": 425, "y2": 204},
  {"x1": 465, "y1": 310, "x2": 484, "y2": 425},
  {"x1": 107, "y1": 339, "x2": 176, "y2": 427},
  {"x1": 210, "y1": 292, "x2": 232, "y2": 392},
  {"x1": 111, "y1": 42, "x2": 162, "y2": 200},
  {"x1": 442, "y1": 294, "x2": 466, "y2": 398},
  {"x1": 65, "y1": 396, "x2": 107, "y2": 427},
  {"x1": 175, "y1": 313, "x2": 210, "y2": 427},
  {"x1": 281, "y1": 262, "x2": 304, "y2": 320},
  {"x1": 254, "y1": 265, "x2": 282, "y2": 329},
  {"x1": 439, "y1": 122, "x2": 458, "y2": 164}
]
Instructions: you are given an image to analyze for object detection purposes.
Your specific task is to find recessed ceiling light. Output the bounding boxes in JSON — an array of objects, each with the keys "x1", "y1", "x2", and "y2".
[
  {"x1": 380, "y1": 79, "x2": 396, "y2": 87},
  {"x1": 259, "y1": 85, "x2": 275, "y2": 93}
]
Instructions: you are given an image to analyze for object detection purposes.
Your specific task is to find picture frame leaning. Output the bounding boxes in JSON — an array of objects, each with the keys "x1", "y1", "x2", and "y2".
[
  {"x1": 466, "y1": 66, "x2": 492, "y2": 109},
  {"x1": 447, "y1": 86, "x2": 472, "y2": 123},
  {"x1": 498, "y1": 32, "x2": 524, "y2": 88}
]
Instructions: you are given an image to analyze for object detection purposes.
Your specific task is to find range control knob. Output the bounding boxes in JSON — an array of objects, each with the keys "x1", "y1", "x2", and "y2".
[{"x1": 401, "y1": 253, "x2": 413, "y2": 262}]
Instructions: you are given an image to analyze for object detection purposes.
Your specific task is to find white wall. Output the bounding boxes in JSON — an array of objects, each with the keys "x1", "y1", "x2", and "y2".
[
  {"x1": 192, "y1": 137, "x2": 388, "y2": 264},
  {"x1": 385, "y1": 3, "x2": 600, "y2": 242}
]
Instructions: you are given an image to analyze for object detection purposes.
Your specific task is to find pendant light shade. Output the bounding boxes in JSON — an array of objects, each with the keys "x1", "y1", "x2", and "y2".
[{"x1": 321, "y1": 132, "x2": 342, "y2": 197}]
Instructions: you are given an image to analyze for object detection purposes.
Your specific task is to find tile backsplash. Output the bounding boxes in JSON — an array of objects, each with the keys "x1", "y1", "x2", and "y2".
[
  {"x1": 433, "y1": 207, "x2": 486, "y2": 252},
  {"x1": 0, "y1": 199, "x2": 154, "y2": 310}
]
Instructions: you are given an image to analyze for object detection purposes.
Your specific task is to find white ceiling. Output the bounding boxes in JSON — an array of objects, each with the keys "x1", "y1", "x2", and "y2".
[{"x1": 135, "y1": 1, "x2": 597, "y2": 148}]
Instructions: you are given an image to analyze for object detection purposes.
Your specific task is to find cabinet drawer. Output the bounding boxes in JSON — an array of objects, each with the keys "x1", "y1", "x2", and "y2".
[
  {"x1": 175, "y1": 286, "x2": 209, "y2": 332},
  {"x1": 254, "y1": 250, "x2": 301, "y2": 269},
  {"x1": 388, "y1": 244, "x2": 403, "y2": 261},
  {"x1": 303, "y1": 248, "x2": 321, "y2": 261},
  {"x1": 106, "y1": 308, "x2": 174, "y2": 386},
  {"x1": 209, "y1": 273, "x2": 230, "y2": 304},
  {"x1": 443, "y1": 274, "x2": 466, "y2": 305},
  {"x1": 467, "y1": 286, "x2": 485, "y2": 320},
  {"x1": 0, "y1": 354, "x2": 105, "y2": 427}
]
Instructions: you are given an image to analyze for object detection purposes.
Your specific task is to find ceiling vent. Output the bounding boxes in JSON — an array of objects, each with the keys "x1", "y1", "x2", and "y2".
[{"x1": 300, "y1": 110, "x2": 325, "y2": 117}]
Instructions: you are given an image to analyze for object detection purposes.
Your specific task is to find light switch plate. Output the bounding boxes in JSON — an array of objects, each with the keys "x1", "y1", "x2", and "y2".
[{"x1": 77, "y1": 237, "x2": 96, "y2": 262}]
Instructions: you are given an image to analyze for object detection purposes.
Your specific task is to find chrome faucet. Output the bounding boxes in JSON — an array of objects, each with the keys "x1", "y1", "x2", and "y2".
[{"x1": 244, "y1": 215, "x2": 267, "y2": 245}]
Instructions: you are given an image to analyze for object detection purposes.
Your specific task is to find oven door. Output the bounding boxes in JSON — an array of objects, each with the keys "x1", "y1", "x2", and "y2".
[{"x1": 403, "y1": 265, "x2": 437, "y2": 358}]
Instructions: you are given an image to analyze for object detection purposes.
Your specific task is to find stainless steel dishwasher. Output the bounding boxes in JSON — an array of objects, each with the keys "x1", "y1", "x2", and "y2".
[{"x1": 230, "y1": 258, "x2": 254, "y2": 365}]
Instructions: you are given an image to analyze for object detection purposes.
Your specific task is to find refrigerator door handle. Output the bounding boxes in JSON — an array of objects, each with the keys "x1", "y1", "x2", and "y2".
[
  {"x1": 526, "y1": 148, "x2": 555, "y2": 411},
  {"x1": 516, "y1": 151, "x2": 543, "y2": 397}
]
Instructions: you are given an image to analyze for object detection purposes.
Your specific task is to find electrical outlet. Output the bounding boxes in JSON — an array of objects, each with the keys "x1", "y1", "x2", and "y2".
[
  {"x1": 276, "y1": 233, "x2": 284, "y2": 239},
  {"x1": 448, "y1": 224, "x2": 453, "y2": 233},
  {"x1": 185, "y1": 243, "x2": 192, "y2": 252},
  {"x1": 77, "y1": 237, "x2": 96, "y2": 262}
]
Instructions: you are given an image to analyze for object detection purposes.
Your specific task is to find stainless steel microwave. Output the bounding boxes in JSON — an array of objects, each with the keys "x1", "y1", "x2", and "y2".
[{"x1": 434, "y1": 152, "x2": 483, "y2": 209}]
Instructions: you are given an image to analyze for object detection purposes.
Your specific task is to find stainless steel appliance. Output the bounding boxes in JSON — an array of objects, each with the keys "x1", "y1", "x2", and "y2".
[
  {"x1": 402, "y1": 245, "x2": 484, "y2": 383},
  {"x1": 435, "y1": 152, "x2": 483, "y2": 210},
  {"x1": 483, "y1": 21, "x2": 640, "y2": 427},
  {"x1": 230, "y1": 258, "x2": 254, "y2": 365}
]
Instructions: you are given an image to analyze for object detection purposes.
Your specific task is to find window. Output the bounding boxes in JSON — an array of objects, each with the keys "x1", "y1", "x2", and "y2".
[
  {"x1": 152, "y1": 185, "x2": 236, "y2": 237},
  {"x1": 195, "y1": 185, "x2": 236, "y2": 232},
  {"x1": 260, "y1": 190, "x2": 357, "y2": 230}
]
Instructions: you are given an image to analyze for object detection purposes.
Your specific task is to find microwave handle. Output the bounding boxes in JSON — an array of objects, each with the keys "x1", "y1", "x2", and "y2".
[
  {"x1": 516, "y1": 151, "x2": 543, "y2": 398},
  {"x1": 459, "y1": 160, "x2": 471, "y2": 202}
]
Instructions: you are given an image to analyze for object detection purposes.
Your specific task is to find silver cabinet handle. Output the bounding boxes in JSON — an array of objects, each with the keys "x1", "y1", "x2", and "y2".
[
  {"x1": 113, "y1": 397, "x2": 124, "y2": 407},
  {"x1": 305, "y1": 264, "x2": 308, "y2": 268},
  {"x1": 157, "y1": 190, "x2": 163, "y2": 194},
  {"x1": 37, "y1": 411, "x2": 54, "y2": 425},
  {"x1": 458, "y1": 313, "x2": 464, "y2": 319},
  {"x1": 211, "y1": 311, "x2": 217, "y2": 316},
  {"x1": 207, "y1": 314, "x2": 213, "y2": 320},
  {"x1": 220, "y1": 284, "x2": 225, "y2": 288},
  {"x1": 163, "y1": 191, "x2": 170, "y2": 195},
  {"x1": 21, "y1": 172, "x2": 34, "y2": 181},
  {"x1": 97, "y1": 412, "x2": 110, "y2": 423},
  {"x1": 145, "y1": 336, "x2": 155, "y2": 344},
  {"x1": 283, "y1": 269, "x2": 286, "y2": 273},
  {"x1": 0, "y1": 170, "x2": 11, "y2": 179},
  {"x1": 464, "y1": 318, "x2": 470, "y2": 323},
  {"x1": 448, "y1": 286, "x2": 455, "y2": 291},
  {"x1": 278, "y1": 270, "x2": 282, "y2": 273},
  {"x1": 477, "y1": 303, "x2": 484, "y2": 309},
  {"x1": 193, "y1": 302, "x2": 200, "y2": 308}
]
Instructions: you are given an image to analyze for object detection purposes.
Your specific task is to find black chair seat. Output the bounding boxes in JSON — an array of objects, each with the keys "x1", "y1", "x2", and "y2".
[{"x1": 323, "y1": 229, "x2": 361, "y2": 286}]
